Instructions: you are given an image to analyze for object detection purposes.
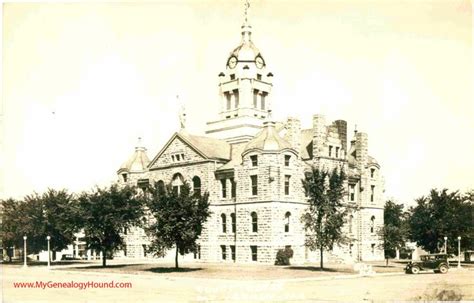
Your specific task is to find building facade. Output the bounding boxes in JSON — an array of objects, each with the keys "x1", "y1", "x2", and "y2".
[{"x1": 117, "y1": 10, "x2": 384, "y2": 264}]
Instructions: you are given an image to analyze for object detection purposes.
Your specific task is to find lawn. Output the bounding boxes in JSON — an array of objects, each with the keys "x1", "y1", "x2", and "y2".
[{"x1": 58, "y1": 261, "x2": 359, "y2": 280}]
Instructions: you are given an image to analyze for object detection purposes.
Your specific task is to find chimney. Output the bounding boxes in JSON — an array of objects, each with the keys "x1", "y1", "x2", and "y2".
[
  {"x1": 312, "y1": 114, "x2": 326, "y2": 160},
  {"x1": 355, "y1": 132, "x2": 368, "y2": 172},
  {"x1": 334, "y1": 120, "x2": 347, "y2": 153},
  {"x1": 285, "y1": 117, "x2": 301, "y2": 158}
]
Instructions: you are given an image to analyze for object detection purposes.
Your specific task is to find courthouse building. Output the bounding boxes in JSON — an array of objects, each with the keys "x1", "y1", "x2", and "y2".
[{"x1": 117, "y1": 7, "x2": 385, "y2": 264}]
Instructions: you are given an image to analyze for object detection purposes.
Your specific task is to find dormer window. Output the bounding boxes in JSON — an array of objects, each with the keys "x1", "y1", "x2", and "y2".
[
  {"x1": 370, "y1": 168, "x2": 375, "y2": 178},
  {"x1": 284, "y1": 155, "x2": 291, "y2": 166},
  {"x1": 250, "y1": 155, "x2": 258, "y2": 167},
  {"x1": 122, "y1": 173, "x2": 128, "y2": 183}
]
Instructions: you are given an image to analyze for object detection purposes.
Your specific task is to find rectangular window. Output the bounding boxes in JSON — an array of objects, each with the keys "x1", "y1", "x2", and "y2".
[
  {"x1": 231, "y1": 178, "x2": 236, "y2": 198},
  {"x1": 122, "y1": 173, "x2": 128, "y2": 183},
  {"x1": 193, "y1": 245, "x2": 201, "y2": 259},
  {"x1": 371, "y1": 243, "x2": 375, "y2": 255},
  {"x1": 328, "y1": 145, "x2": 333, "y2": 157},
  {"x1": 226, "y1": 93, "x2": 231, "y2": 110},
  {"x1": 253, "y1": 89, "x2": 258, "y2": 108},
  {"x1": 336, "y1": 147, "x2": 340, "y2": 158},
  {"x1": 250, "y1": 155, "x2": 258, "y2": 167},
  {"x1": 230, "y1": 245, "x2": 236, "y2": 261},
  {"x1": 349, "y1": 184, "x2": 355, "y2": 201},
  {"x1": 137, "y1": 179, "x2": 149, "y2": 192},
  {"x1": 233, "y1": 89, "x2": 239, "y2": 108},
  {"x1": 284, "y1": 155, "x2": 291, "y2": 166},
  {"x1": 221, "y1": 179, "x2": 227, "y2": 198},
  {"x1": 349, "y1": 244, "x2": 353, "y2": 256},
  {"x1": 260, "y1": 94, "x2": 266, "y2": 110},
  {"x1": 231, "y1": 213, "x2": 236, "y2": 233},
  {"x1": 251, "y1": 175, "x2": 258, "y2": 196},
  {"x1": 370, "y1": 168, "x2": 375, "y2": 178},
  {"x1": 257, "y1": 74, "x2": 262, "y2": 80},
  {"x1": 284, "y1": 175, "x2": 291, "y2": 195},
  {"x1": 371, "y1": 185, "x2": 375, "y2": 202},
  {"x1": 221, "y1": 245, "x2": 226, "y2": 260},
  {"x1": 230, "y1": 74, "x2": 236, "y2": 80},
  {"x1": 250, "y1": 246, "x2": 257, "y2": 261}
]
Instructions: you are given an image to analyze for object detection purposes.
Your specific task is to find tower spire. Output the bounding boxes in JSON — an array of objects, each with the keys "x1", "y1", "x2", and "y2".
[
  {"x1": 243, "y1": 0, "x2": 250, "y2": 26},
  {"x1": 241, "y1": 0, "x2": 252, "y2": 43}
]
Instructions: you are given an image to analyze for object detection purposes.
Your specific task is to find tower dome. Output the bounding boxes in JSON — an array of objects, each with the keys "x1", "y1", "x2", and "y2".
[
  {"x1": 227, "y1": 24, "x2": 264, "y2": 64},
  {"x1": 118, "y1": 137, "x2": 150, "y2": 174},
  {"x1": 243, "y1": 116, "x2": 293, "y2": 154}
]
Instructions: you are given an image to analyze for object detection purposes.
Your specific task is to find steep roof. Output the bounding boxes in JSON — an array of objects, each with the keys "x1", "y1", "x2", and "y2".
[
  {"x1": 300, "y1": 128, "x2": 313, "y2": 159},
  {"x1": 243, "y1": 120, "x2": 292, "y2": 153},
  {"x1": 118, "y1": 146, "x2": 150, "y2": 173},
  {"x1": 216, "y1": 143, "x2": 247, "y2": 171},
  {"x1": 148, "y1": 131, "x2": 231, "y2": 169},
  {"x1": 178, "y1": 131, "x2": 231, "y2": 160}
]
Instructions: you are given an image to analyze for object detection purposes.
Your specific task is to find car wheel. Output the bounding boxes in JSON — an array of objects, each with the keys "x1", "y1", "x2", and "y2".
[
  {"x1": 438, "y1": 265, "x2": 448, "y2": 274},
  {"x1": 411, "y1": 266, "x2": 420, "y2": 274}
]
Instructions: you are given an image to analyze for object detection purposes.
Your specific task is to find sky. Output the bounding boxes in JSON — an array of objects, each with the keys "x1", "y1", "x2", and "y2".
[{"x1": 1, "y1": 0, "x2": 473, "y2": 206}]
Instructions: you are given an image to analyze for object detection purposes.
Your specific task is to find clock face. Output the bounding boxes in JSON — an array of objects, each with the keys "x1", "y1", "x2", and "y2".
[
  {"x1": 228, "y1": 56, "x2": 237, "y2": 69},
  {"x1": 255, "y1": 56, "x2": 265, "y2": 69}
]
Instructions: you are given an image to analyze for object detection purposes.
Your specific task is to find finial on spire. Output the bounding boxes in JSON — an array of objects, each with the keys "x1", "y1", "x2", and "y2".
[
  {"x1": 244, "y1": 0, "x2": 250, "y2": 25},
  {"x1": 135, "y1": 136, "x2": 146, "y2": 151},
  {"x1": 178, "y1": 95, "x2": 186, "y2": 130}
]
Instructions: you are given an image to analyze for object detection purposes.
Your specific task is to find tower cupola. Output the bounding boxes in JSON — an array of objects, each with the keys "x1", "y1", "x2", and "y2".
[{"x1": 206, "y1": 0, "x2": 274, "y2": 144}]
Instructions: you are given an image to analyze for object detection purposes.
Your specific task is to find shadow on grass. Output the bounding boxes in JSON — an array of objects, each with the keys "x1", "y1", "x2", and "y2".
[
  {"x1": 2, "y1": 260, "x2": 94, "y2": 267},
  {"x1": 285, "y1": 266, "x2": 353, "y2": 273},
  {"x1": 146, "y1": 267, "x2": 203, "y2": 274},
  {"x1": 78, "y1": 263, "x2": 148, "y2": 269}
]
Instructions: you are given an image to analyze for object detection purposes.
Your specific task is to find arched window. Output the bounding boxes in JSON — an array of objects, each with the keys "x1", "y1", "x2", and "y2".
[
  {"x1": 230, "y1": 213, "x2": 236, "y2": 233},
  {"x1": 284, "y1": 212, "x2": 291, "y2": 232},
  {"x1": 192, "y1": 176, "x2": 201, "y2": 196},
  {"x1": 221, "y1": 214, "x2": 227, "y2": 233},
  {"x1": 349, "y1": 215, "x2": 354, "y2": 233},
  {"x1": 172, "y1": 173, "x2": 184, "y2": 194},
  {"x1": 370, "y1": 216, "x2": 375, "y2": 233},
  {"x1": 157, "y1": 180, "x2": 165, "y2": 195},
  {"x1": 251, "y1": 212, "x2": 258, "y2": 233}
]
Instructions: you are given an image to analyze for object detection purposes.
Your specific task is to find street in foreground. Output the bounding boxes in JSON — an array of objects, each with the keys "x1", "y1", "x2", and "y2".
[{"x1": 2, "y1": 263, "x2": 473, "y2": 302}]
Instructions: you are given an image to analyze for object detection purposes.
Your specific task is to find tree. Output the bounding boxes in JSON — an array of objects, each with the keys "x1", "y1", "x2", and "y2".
[
  {"x1": 146, "y1": 181, "x2": 210, "y2": 269},
  {"x1": 377, "y1": 200, "x2": 408, "y2": 266},
  {"x1": 77, "y1": 184, "x2": 144, "y2": 267},
  {"x1": 0, "y1": 198, "x2": 23, "y2": 262},
  {"x1": 408, "y1": 189, "x2": 474, "y2": 254},
  {"x1": 1, "y1": 189, "x2": 78, "y2": 260},
  {"x1": 302, "y1": 167, "x2": 348, "y2": 270}
]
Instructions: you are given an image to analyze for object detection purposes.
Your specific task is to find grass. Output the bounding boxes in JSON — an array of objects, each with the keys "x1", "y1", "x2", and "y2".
[{"x1": 58, "y1": 261, "x2": 359, "y2": 280}]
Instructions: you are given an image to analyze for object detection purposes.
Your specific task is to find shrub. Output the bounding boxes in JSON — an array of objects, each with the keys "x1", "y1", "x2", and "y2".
[{"x1": 275, "y1": 246, "x2": 294, "y2": 265}]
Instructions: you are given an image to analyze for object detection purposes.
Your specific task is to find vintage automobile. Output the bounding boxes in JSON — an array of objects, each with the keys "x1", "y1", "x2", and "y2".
[{"x1": 405, "y1": 253, "x2": 450, "y2": 274}]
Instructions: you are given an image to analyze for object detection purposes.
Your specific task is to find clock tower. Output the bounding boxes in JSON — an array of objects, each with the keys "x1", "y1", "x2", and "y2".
[{"x1": 205, "y1": 1, "x2": 273, "y2": 144}]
